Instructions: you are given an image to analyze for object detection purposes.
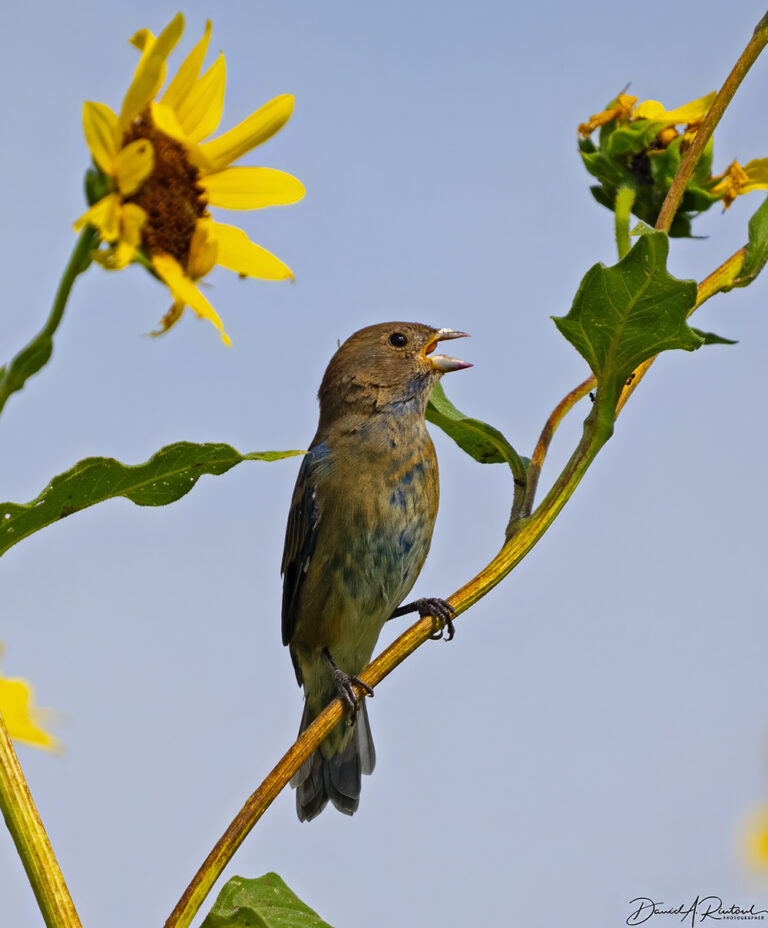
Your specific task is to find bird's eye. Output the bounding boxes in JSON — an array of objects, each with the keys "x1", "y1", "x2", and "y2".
[{"x1": 389, "y1": 332, "x2": 408, "y2": 347}]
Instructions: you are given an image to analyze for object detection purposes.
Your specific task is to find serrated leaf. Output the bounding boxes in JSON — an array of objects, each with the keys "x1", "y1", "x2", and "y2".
[
  {"x1": 553, "y1": 231, "x2": 700, "y2": 406},
  {"x1": 689, "y1": 327, "x2": 737, "y2": 345},
  {"x1": 200, "y1": 873, "x2": 333, "y2": 928},
  {"x1": 0, "y1": 442, "x2": 303, "y2": 557},
  {"x1": 426, "y1": 382, "x2": 527, "y2": 481}
]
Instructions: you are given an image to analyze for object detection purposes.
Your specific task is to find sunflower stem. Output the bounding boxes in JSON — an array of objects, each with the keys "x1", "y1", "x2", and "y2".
[
  {"x1": 0, "y1": 710, "x2": 82, "y2": 928},
  {"x1": 655, "y1": 11, "x2": 768, "y2": 233},
  {"x1": 0, "y1": 226, "x2": 98, "y2": 417}
]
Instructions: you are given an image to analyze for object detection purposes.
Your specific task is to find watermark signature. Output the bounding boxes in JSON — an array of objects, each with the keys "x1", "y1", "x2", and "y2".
[{"x1": 627, "y1": 896, "x2": 768, "y2": 926}]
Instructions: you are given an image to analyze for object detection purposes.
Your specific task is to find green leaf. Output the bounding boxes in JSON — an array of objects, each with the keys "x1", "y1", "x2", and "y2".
[
  {"x1": 552, "y1": 231, "x2": 700, "y2": 407},
  {"x1": 426, "y1": 382, "x2": 527, "y2": 481},
  {"x1": 0, "y1": 442, "x2": 303, "y2": 557},
  {"x1": 0, "y1": 337, "x2": 55, "y2": 412},
  {"x1": 689, "y1": 327, "x2": 737, "y2": 345},
  {"x1": 733, "y1": 193, "x2": 768, "y2": 287},
  {"x1": 200, "y1": 874, "x2": 333, "y2": 928}
]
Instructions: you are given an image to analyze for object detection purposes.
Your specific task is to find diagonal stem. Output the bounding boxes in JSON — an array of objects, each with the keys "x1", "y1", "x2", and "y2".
[
  {"x1": 655, "y1": 11, "x2": 768, "y2": 233},
  {"x1": 0, "y1": 711, "x2": 82, "y2": 928}
]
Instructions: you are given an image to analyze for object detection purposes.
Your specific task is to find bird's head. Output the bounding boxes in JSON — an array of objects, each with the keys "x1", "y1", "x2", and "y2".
[{"x1": 318, "y1": 322, "x2": 470, "y2": 426}]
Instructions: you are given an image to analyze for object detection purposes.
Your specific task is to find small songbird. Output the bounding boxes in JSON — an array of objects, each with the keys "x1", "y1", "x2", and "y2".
[{"x1": 281, "y1": 322, "x2": 471, "y2": 821}]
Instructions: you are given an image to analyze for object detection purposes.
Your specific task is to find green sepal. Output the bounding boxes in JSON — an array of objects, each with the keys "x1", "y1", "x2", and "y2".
[
  {"x1": 200, "y1": 873, "x2": 333, "y2": 928},
  {"x1": 552, "y1": 231, "x2": 700, "y2": 410},
  {"x1": 0, "y1": 442, "x2": 304, "y2": 557},
  {"x1": 578, "y1": 114, "x2": 722, "y2": 237},
  {"x1": 84, "y1": 165, "x2": 112, "y2": 206}
]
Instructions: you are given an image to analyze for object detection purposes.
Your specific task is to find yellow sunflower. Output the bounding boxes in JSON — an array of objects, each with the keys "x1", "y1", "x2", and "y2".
[
  {"x1": 74, "y1": 13, "x2": 304, "y2": 345},
  {"x1": 0, "y1": 644, "x2": 57, "y2": 751},
  {"x1": 711, "y1": 158, "x2": 768, "y2": 208},
  {"x1": 578, "y1": 91, "x2": 716, "y2": 139}
]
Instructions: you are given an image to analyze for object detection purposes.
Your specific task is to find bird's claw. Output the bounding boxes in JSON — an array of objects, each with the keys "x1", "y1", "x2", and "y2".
[
  {"x1": 333, "y1": 670, "x2": 374, "y2": 725},
  {"x1": 322, "y1": 648, "x2": 374, "y2": 724},
  {"x1": 415, "y1": 597, "x2": 456, "y2": 641}
]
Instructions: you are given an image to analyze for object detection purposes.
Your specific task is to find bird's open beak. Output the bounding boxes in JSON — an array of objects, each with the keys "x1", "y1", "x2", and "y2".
[{"x1": 425, "y1": 328, "x2": 472, "y2": 373}]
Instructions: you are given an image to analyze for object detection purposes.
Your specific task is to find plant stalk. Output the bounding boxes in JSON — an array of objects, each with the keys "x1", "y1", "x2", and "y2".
[{"x1": 0, "y1": 712, "x2": 81, "y2": 928}]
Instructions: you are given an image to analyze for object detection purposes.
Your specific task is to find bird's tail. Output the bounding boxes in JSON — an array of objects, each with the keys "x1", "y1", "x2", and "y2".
[{"x1": 290, "y1": 699, "x2": 376, "y2": 822}]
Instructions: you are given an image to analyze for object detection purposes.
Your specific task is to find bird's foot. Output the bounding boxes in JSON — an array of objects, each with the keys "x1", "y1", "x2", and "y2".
[
  {"x1": 323, "y1": 648, "x2": 374, "y2": 725},
  {"x1": 390, "y1": 597, "x2": 456, "y2": 640},
  {"x1": 420, "y1": 597, "x2": 456, "y2": 641}
]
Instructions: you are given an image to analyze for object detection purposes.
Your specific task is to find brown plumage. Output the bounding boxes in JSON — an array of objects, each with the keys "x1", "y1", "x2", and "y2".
[{"x1": 281, "y1": 322, "x2": 470, "y2": 821}]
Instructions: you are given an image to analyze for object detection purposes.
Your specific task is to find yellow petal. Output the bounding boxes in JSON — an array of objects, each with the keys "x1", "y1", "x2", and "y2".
[
  {"x1": 578, "y1": 92, "x2": 637, "y2": 137},
  {"x1": 199, "y1": 94, "x2": 295, "y2": 171},
  {"x1": 115, "y1": 139, "x2": 155, "y2": 196},
  {"x1": 742, "y1": 157, "x2": 768, "y2": 192},
  {"x1": 0, "y1": 676, "x2": 57, "y2": 751},
  {"x1": 73, "y1": 193, "x2": 121, "y2": 242},
  {"x1": 129, "y1": 27, "x2": 154, "y2": 53},
  {"x1": 187, "y1": 219, "x2": 219, "y2": 280},
  {"x1": 82, "y1": 102, "x2": 120, "y2": 174},
  {"x1": 152, "y1": 253, "x2": 232, "y2": 345},
  {"x1": 161, "y1": 19, "x2": 212, "y2": 110},
  {"x1": 177, "y1": 53, "x2": 226, "y2": 143},
  {"x1": 120, "y1": 13, "x2": 185, "y2": 130},
  {"x1": 151, "y1": 299, "x2": 186, "y2": 336},
  {"x1": 201, "y1": 167, "x2": 305, "y2": 210},
  {"x1": 211, "y1": 221, "x2": 293, "y2": 280},
  {"x1": 149, "y1": 102, "x2": 189, "y2": 144},
  {"x1": 633, "y1": 91, "x2": 716, "y2": 125},
  {"x1": 92, "y1": 203, "x2": 147, "y2": 269}
]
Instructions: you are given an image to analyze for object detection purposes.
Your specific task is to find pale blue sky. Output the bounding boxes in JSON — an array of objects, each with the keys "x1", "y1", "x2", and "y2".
[{"x1": 2, "y1": 2, "x2": 768, "y2": 926}]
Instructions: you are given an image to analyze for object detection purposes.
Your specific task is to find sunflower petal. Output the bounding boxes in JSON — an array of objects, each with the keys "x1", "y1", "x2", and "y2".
[
  {"x1": 0, "y1": 671, "x2": 57, "y2": 751},
  {"x1": 150, "y1": 103, "x2": 188, "y2": 143},
  {"x1": 129, "y1": 27, "x2": 154, "y2": 53},
  {"x1": 93, "y1": 203, "x2": 147, "y2": 269},
  {"x1": 82, "y1": 102, "x2": 120, "y2": 174},
  {"x1": 152, "y1": 253, "x2": 232, "y2": 346},
  {"x1": 73, "y1": 193, "x2": 121, "y2": 242},
  {"x1": 199, "y1": 94, "x2": 295, "y2": 171},
  {"x1": 178, "y1": 54, "x2": 226, "y2": 143},
  {"x1": 211, "y1": 221, "x2": 293, "y2": 279},
  {"x1": 161, "y1": 19, "x2": 212, "y2": 111},
  {"x1": 120, "y1": 13, "x2": 185, "y2": 130},
  {"x1": 201, "y1": 167, "x2": 305, "y2": 209},
  {"x1": 115, "y1": 139, "x2": 155, "y2": 196},
  {"x1": 634, "y1": 92, "x2": 716, "y2": 125},
  {"x1": 151, "y1": 299, "x2": 186, "y2": 336},
  {"x1": 187, "y1": 219, "x2": 219, "y2": 280},
  {"x1": 741, "y1": 158, "x2": 768, "y2": 192}
]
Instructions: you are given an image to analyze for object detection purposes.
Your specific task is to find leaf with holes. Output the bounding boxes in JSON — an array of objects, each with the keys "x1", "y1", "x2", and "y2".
[{"x1": 0, "y1": 442, "x2": 303, "y2": 557}]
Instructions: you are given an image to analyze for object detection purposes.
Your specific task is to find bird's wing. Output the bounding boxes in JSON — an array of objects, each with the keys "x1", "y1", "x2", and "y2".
[{"x1": 280, "y1": 442, "x2": 327, "y2": 647}]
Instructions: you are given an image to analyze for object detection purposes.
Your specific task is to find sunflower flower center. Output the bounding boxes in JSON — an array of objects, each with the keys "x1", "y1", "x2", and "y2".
[{"x1": 122, "y1": 109, "x2": 208, "y2": 265}]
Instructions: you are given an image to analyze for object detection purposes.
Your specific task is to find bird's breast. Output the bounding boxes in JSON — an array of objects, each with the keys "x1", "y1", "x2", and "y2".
[{"x1": 293, "y1": 414, "x2": 439, "y2": 665}]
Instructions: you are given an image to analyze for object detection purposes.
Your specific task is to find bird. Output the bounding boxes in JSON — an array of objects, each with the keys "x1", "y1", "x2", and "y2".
[{"x1": 281, "y1": 321, "x2": 471, "y2": 821}]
